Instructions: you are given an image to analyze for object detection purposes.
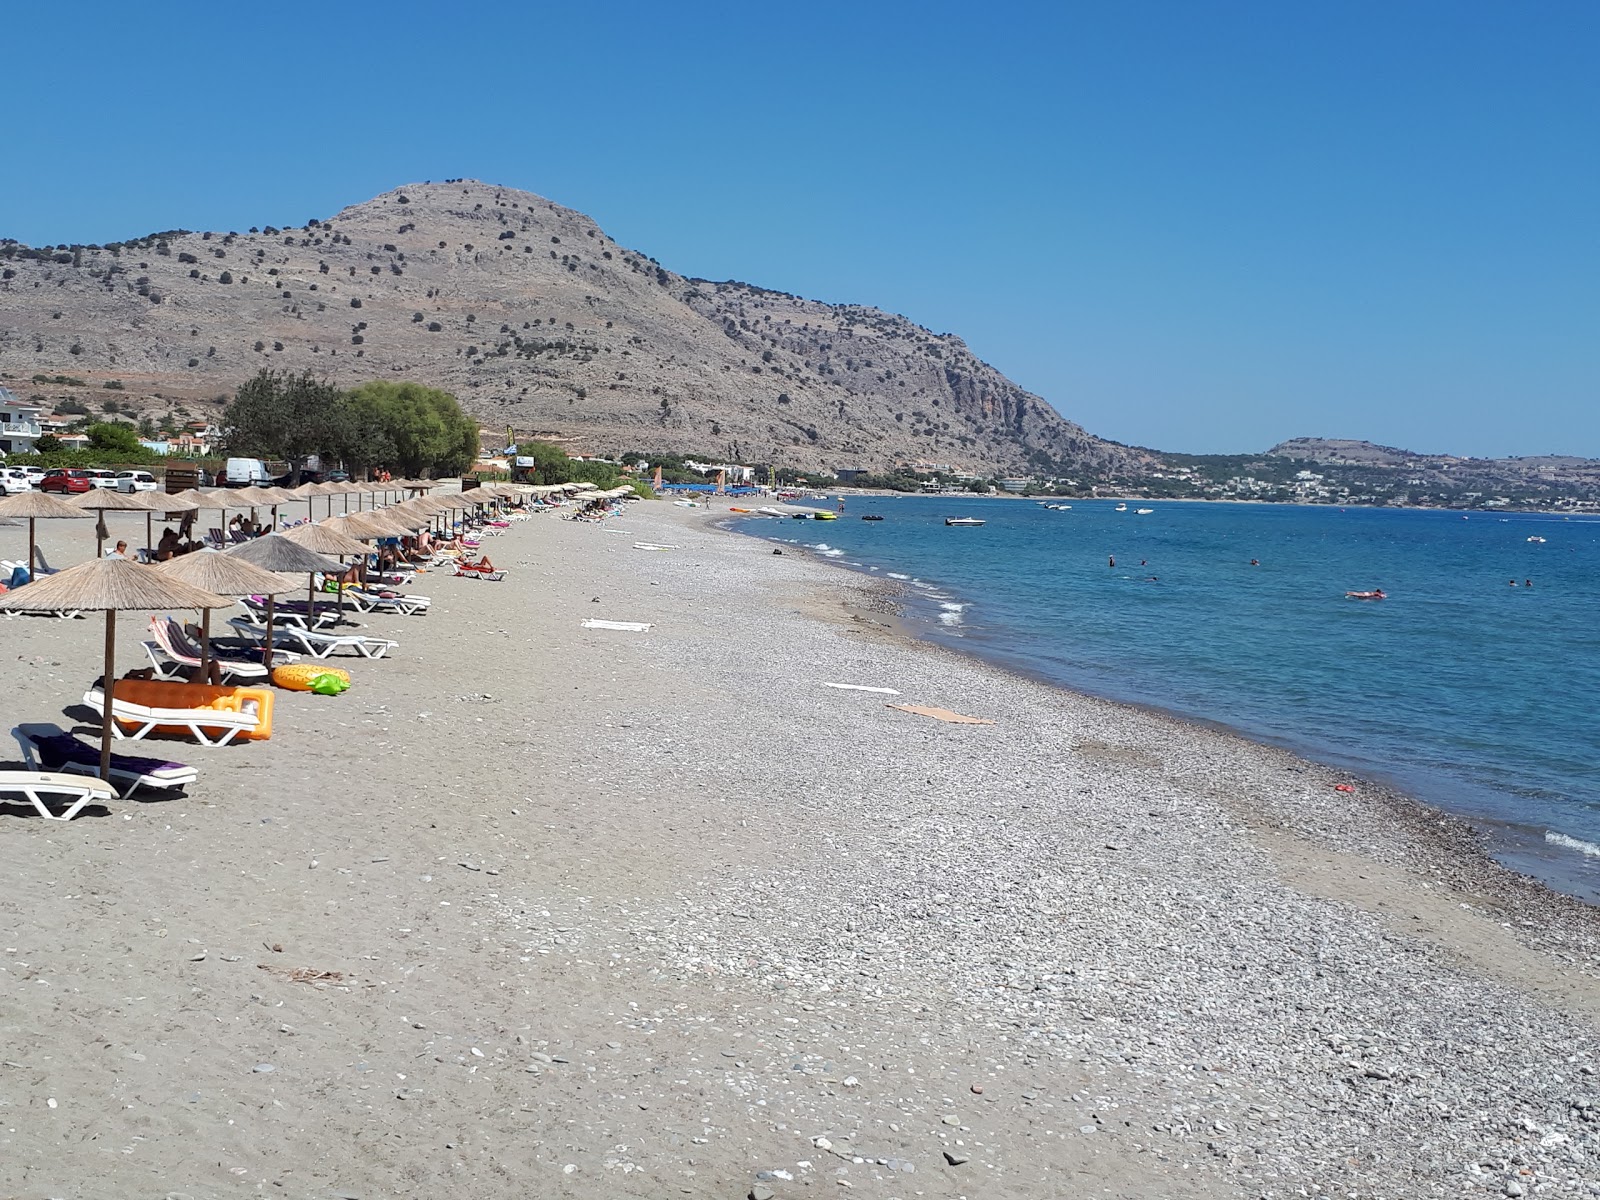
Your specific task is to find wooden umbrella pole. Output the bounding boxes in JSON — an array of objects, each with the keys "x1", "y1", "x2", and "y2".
[
  {"x1": 100, "y1": 610, "x2": 116, "y2": 782},
  {"x1": 200, "y1": 608, "x2": 220, "y2": 685},
  {"x1": 146, "y1": 511, "x2": 153, "y2": 557},
  {"x1": 264, "y1": 594, "x2": 276, "y2": 663},
  {"x1": 27, "y1": 517, "x2": 37, "y2": 582}
]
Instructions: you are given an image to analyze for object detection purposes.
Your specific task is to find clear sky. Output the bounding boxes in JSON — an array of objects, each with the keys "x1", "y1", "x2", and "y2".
[{"x1": 4, "y1": 0, "x2": 1595, "y2": 457}]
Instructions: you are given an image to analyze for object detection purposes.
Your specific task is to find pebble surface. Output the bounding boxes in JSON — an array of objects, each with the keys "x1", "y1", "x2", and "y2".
[{"x1": 2, "y1": 502, "x2": 1597, "y2": 1198}]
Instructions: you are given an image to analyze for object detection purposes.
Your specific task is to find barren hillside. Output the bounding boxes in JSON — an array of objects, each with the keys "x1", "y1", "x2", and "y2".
[{"x1": 0, "y1": 180, "x2": 1153, "y2": 477}]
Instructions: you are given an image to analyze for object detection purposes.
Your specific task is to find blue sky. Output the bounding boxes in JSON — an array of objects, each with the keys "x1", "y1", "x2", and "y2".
[{"x1": 4, "y1": 0, "x2": 1595, "y2": 457}]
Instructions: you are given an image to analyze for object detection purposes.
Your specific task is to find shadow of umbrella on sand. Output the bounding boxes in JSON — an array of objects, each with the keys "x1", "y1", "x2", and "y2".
[
  {"x1": 224, "y1": 534, "x2": 343, "y2": 662},
  {"x1": 0, "y1": 490, "x2": 93, "y2": 580},
  {"x1": 0, "y1": 557, "x2": 233, "y2": 781},
  {"x1": 154, "y1": 549, "x2": 295, "y2": 684}
]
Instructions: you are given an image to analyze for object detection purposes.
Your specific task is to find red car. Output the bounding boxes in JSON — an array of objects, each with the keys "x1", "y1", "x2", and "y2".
[{"x1": 38, "y1": 469, "x2": 93, "y2": 494}]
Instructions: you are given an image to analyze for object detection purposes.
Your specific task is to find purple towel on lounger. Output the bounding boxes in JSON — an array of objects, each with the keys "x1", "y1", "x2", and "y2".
[{"x1": 34, "y1": 733, "x2": 189, "y2": 778}]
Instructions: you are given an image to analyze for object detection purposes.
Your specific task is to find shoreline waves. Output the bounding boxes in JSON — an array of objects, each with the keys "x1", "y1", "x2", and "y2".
[
  {"x1": 3, "y1": 502, "x2": 1598, "y2": 1197},
  {"x1": 735, "y1": 497, "x2": 1600, "y2": 904}
]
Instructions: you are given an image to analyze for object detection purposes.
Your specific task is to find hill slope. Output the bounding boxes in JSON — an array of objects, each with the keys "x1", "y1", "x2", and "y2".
[{"x1": 0, "y1": 180, "x2": 1152, "y2": 477}]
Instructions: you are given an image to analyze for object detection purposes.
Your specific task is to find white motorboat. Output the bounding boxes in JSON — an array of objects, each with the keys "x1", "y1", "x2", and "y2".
[{"x1": 945, "y1": 517, "x2": 986, "y2": 527}]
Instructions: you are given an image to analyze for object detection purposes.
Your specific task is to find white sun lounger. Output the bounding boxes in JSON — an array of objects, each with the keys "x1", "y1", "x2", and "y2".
[
  {"x1": 227, "y1": 617, "x2": 397, "y2": 660},
  {"x1": 82, "y1": 689, "x2": 261, "y2": 747},
  {"x1": 344, "y1": 587, "x2": 431, "y2": 616},
  {"x1": 12, "y1": 723, "x2": 198, "y2": 799},
  {"x1": 143, "y1": 640, "x2": 270, "y2": 683},
  {"x1": 0, "y1": 769, "x2": 117, "y2": 821}
]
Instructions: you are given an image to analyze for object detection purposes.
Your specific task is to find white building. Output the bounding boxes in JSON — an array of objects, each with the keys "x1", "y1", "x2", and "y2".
[{"x1": 0, "y1": 388, "x2": 43, "y2": 457}]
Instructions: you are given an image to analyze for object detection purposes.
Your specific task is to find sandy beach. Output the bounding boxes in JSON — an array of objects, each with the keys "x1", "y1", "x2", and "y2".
[{"x1": 2, "y1": 501, "x2": 1598, "y2": 1199}]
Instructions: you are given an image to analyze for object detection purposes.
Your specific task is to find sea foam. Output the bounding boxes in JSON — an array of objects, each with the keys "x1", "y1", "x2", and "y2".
[{"x1": 1545, "y1": 831, "x2": 1600, "y2": 859}]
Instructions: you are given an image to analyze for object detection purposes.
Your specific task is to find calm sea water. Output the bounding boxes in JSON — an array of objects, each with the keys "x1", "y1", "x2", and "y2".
[{"x1": 737, "y1": 496, "x2": 1600, "y2": 901}]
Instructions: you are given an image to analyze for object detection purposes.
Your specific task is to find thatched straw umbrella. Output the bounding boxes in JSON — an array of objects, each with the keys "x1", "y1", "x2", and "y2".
[
  {"x1": 282, "y1": 521, "x2": 370, "y2": 558},
  {"x1": 70, "y1": 488, "x2": 161, "y2": 558},
  {"x1": 0, "y1": 490, "x2": 93, "y2": 580},
  {"x1": 225, "y1": 535, "x2": 343, "y2": 660},
  {"x1": 281, "y1": 521, "x2": 372, "y2": 619},
  {"x1": 155, "y1": 549, "x2": 294, "y2": 683},
  {"x1": 0, "y1": 558, "x2": 233, "y2": 781}
]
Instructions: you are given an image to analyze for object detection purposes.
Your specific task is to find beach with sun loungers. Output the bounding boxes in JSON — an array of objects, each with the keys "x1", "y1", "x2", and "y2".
[{"x1": 3, "y1": 491, "x2": 1599, "y2": 1199}]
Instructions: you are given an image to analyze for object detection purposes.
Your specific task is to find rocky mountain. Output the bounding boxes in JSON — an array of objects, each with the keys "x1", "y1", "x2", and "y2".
[
  {"x1": 0, "y1": 180, "x2": 1155, "y2": 478},
  {"x1": 1266, "y1": 437, "x2": 1600, "y2": 503}
]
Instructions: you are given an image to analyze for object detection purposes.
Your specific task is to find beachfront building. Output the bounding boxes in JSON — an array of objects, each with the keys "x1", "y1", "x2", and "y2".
[
  {"x1": 997, "y1": 477, "x2": 1031, "y2": 492},
  {"x1": 0, "y1": 388, "x2": 44, "y2": 457}
]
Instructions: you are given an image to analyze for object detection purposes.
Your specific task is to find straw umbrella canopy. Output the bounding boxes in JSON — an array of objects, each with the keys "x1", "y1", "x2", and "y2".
[
  {"x1": 0, "y1": 490, "x2": 93, "y2": 580},
  {"x1": 0, "y1": 557, "x2": 233, "y2": 781},
  {"x1": 281, "y1": 521, "x2": 370, "y2": 557},
  {"x1": 155, "y1": 549, "x2": 294, "y2": 684},
  {"x1": 329, "y1": 511, "x2": 412, "y2": 539},
  {"x1": 225, "y1": 534, "x2": 344, "y2": 659},
  {"x1": 70, "y1": 489, "x2": 161, "y2": 558},
  {"x1": 282, "y1": 520, "x2": 378, "y2": 620}
]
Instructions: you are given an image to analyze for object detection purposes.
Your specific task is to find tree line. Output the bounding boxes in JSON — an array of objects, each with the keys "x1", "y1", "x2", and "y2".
[{"x1": 222, "y1": 371, "x2": 480, "y2": 480}]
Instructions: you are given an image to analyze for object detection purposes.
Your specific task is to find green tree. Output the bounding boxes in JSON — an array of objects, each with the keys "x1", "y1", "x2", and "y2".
[
  {"x1": 513, "y1": 440, "x2": 575, "y2": 484},
  {"x1": 221, "y1": 369, "x2": 350, "y2": 483},
  {"x1": 87, "y1": 422, "x2": 143, "y2": 455},
  {"x1": 345, "y1": 380, "x2": 478, "y2": 477},
  {"x1": 34, "y1": 433, "x2": 62, "y2": 454}
]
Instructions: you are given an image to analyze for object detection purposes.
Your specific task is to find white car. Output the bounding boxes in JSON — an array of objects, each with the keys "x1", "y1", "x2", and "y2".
[
  {"x1": 19, "y1": 466, "x2": 45, "y2": 486},
  {"x1": 1, "y1": 467, "x2": 32, "y2": 494},
  {"x1": 115, "y1": 470, "x2": 159, "y2": 493},
  {"x1": 86, "y1": 468, "x2": 120, "y2": 490}
]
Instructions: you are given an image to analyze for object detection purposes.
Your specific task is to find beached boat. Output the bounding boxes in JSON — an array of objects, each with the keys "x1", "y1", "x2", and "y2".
[{"x1": 945, "y1": 517, "x2": 986, "y2": 527}]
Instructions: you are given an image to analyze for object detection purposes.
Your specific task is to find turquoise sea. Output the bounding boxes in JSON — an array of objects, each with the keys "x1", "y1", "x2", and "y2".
[{"x1": 736, "y1": 496, "x2": 1600, "y2": 901}]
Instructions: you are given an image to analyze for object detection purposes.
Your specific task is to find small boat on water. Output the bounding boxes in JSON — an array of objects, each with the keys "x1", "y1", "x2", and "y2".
[
  {"x1": 1044, "y1": 503, "x2": 1072, "y2": 510},
  {"x1": 1135, "y1": 508, "x2": 1154, "y2": 515},
  {"x1": 1345, "y1": 589, "x2": 1387, "y2": 601},
  {"x1": 813, "y1": 511, "x2": 837, "y2": 520},
  {"x1": 1115, "y1": 503, "x2": 1128, "y2": 512},
  {"x1": 861, "y1": 514, "x2": 884, "y2": 521},
  {"x1": 1527, "y1": 536, "x2": 1547, "y2": 543},
  {"x1": 945, "y1": 517, "x2": 986, "y2": 527}
]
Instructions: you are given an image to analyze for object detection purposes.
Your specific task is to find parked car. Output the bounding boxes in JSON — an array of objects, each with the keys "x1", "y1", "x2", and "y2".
[
  {"x1": 39, "y1": 468, "x2": 92, "y2": 494},
  {"x1": 20, "y1": 466, "x2": 45, "y2": 486},
  {"x1": 85, "y1": 468, "x2": 120, "y2": 490},
  {"x1": 114, "y1": 470, "x2": 159, "y2": 493},
  {"x1": 1, "y1": 467, "x2": 33, "y2": 494}
]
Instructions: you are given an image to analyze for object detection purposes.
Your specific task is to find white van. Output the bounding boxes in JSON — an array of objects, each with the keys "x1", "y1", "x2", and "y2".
[{"x1": 224, "y1": 457, "x2": 271, "y2": 487}]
